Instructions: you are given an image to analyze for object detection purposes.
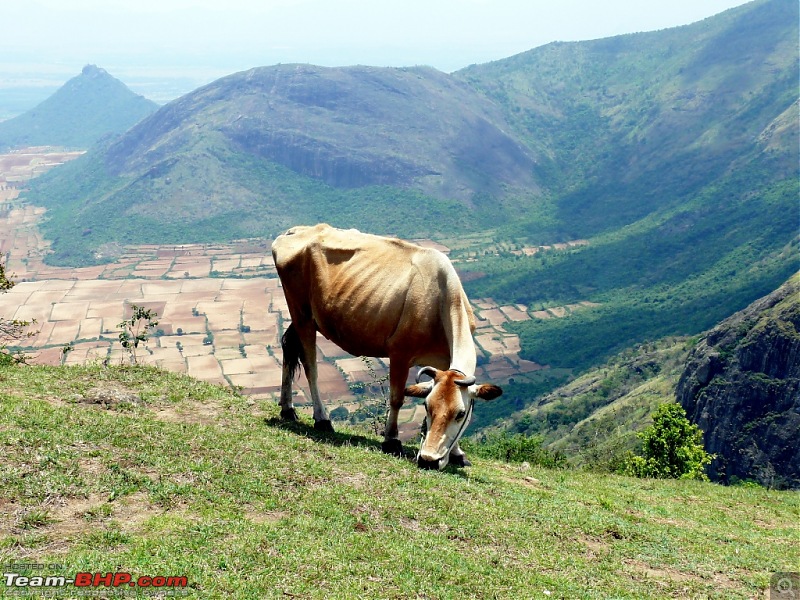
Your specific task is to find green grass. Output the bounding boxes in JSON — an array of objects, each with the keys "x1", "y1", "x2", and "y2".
[{"x1": 1, "y1": 363, "x2": 797, "y2": 598}]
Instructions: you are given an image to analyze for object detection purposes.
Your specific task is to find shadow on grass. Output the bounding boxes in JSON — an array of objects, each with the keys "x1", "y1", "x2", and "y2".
[
  {"x1": 263, "y1": 416, "x2": 470, "y2": 477},
  {"x1": 264, "y1": 415, "x2": 411, "y2": 456}
]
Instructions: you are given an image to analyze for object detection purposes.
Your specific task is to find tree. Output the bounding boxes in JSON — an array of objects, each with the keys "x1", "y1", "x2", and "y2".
[
  {"x1": 117, "y1": 304, "x2": 159, "y2": 365},
  {"x1": 624, "y1": 403, "x2": 713, "y2": 481},
  {"x1": 0, "y1": 262, "x2": 36, "y2": 364}
]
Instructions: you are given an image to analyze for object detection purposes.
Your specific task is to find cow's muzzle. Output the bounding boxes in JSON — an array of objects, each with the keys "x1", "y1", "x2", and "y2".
[{"x1": 417, "y1": 456, "x2": 441, "y2": 470}]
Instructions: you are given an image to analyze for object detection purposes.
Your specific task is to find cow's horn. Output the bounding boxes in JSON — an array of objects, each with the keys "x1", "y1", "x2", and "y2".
[
  {"x1": 416, "y1": 366, "x2": 438, "y2": 383},
  {"x1": 454, "y1": 374, "x2": 476, "y2": 386}
]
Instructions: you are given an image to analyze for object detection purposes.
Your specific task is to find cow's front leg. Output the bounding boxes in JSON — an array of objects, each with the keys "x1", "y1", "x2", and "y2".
[
  {"x1": 381, "y1": 365, "x2": 408, "y2": 456},
  {"x1": 448, "y1": 442, "x2": 472, "y2": 467}
]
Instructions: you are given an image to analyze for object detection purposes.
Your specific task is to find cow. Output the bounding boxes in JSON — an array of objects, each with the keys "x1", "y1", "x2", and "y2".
[{"x1": 271, "y1": 223, "x2": 502, "y2": 470}]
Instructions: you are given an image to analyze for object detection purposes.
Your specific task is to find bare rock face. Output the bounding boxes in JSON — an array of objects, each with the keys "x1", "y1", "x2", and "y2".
[{"x1": 676, "y1": 275, "x2": 800, "y2": 488}]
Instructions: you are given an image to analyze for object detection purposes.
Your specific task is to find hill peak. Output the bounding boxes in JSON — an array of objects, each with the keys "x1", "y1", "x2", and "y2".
[
  {"x1": 81, "y1": 64, "x2": 110, "y2": 78},
  {"x1": 0, "y1": 66, "x2": 158, "y2": 150}
]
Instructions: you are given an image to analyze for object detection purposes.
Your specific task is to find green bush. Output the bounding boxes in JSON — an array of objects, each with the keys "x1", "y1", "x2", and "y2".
[{"x1": 623, "y1": 403, "x2": 713, "y2": 480}]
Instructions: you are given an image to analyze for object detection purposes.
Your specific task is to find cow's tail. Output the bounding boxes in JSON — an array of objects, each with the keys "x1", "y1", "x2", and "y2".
[{"x1": 281, "y1": 323, "x2": 304, "y2": 380}]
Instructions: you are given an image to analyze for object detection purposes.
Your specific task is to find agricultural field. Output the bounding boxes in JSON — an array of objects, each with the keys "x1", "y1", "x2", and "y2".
[{"x1": 1, "y1": 149, "x2": 593, "y2": 439}]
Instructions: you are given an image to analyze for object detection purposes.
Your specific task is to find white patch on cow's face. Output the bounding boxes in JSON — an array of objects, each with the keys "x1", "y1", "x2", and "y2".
[
  {"x1": 418, "y1": 377, "x2": 473, "y2": 469},
  {"x1": 408, "y1": 368, "x2": 502, "y2": 470}
]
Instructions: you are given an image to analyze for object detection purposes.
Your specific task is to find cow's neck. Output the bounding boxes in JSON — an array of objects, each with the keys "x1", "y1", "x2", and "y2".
[{"x1": 445, "y1": 294, "x2": 477, "y2": 377}]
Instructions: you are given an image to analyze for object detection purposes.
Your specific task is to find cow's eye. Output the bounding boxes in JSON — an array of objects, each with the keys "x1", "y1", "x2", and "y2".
[{"x1": 455, "y1": 410, "x2": 466, "y2": 422}]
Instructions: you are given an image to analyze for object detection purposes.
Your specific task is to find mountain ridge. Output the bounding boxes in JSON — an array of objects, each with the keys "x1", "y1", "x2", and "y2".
[{"x1": 677, "y1": 274, "x2": 800, "y2": 489}]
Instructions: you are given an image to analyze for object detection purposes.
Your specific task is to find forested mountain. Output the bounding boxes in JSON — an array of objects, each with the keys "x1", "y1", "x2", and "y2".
[
  {"x1": 457, "y1": 0, "x2": 798, "y2": 370},
  {"x1": 0, "y1": 65, "x2": 158, "y2": 151}
]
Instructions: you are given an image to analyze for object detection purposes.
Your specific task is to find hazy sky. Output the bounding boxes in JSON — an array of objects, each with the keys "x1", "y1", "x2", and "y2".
[{"x1": 2, "y1": 0, "x2": 754, "y2": 104}]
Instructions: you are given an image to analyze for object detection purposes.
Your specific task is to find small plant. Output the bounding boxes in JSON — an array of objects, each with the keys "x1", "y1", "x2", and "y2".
[
  {"x1": 117, "y1": 304, "x2": 159, "y2": 365},
  {"x1": 348, "y1": 357, "x2": 389, "y2": 436},
  {"x1": 19, "y1": 509, "x2": 54, "y2": 530},
  {"x1": 623, "y1": 403, "x2": 714, "y2": 481},
  {"x1": 60, "y1": 342, "x2": 74, "y2": 366},
  {"x1": 0, "y1": 261, "x2": 36, "y2": 364}
]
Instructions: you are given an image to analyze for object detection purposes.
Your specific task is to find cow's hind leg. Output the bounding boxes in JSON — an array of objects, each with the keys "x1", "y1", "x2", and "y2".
[{"x1": 279, "y1": 323, "x2": 302, "y2": 421}]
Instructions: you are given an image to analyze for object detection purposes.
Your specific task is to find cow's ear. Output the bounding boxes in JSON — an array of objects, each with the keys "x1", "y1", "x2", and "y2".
[
  {"x1": 472, "y1": 384, "x2": 502, "y2": 401},
  {"x1": 404, "y1": 382, "x2": 432, "y2": 398}
]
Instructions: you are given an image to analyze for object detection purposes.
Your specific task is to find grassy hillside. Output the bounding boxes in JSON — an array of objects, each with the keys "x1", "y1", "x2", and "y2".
[
  {"x1": 0, "y1": 65, "x2": 158, "y2": 151},
  {"x1": 475, "y1": 337, "x2": 693, "y2": 470},
  {"x1": 1, "y1": 363, "x2": 797, "y2": 598}
]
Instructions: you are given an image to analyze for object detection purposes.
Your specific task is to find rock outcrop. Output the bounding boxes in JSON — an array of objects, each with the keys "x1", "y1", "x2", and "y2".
[{"x1": 676, "y1": 275, "x2": 800, "y2": 488}]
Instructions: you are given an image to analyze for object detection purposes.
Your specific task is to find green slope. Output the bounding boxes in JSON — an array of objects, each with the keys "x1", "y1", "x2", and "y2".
[
  {"x1": 1, "y1": 363, "x2": 797, "y2": 598},
  {"x1": 455, "y1": 0, "x2": 799, "y2": 371},
  {"x1": 477, "y1": 275, "x2": 800, "y2": 490},
  {"x1": 28, "y1": 134, "x2": 477, "y2": 266},
  {"x1": 0, "y1": 65, "x2": 158, "y2": 151}
]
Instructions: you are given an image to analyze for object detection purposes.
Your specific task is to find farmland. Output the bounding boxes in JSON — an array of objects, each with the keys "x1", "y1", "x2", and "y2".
[{"x1": 1, "y1": 149, "x2": 596, "y2": 439}]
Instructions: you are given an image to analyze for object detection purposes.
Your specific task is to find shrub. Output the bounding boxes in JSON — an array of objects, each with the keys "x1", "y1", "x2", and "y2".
[
  {"x1": 117, "y1": 304, "x2": 159, "y2": 365},
  {"x1": 623, "y1": 403, "x2": 713, "y2": 480},
  {"x1": 0, "y1": 262, "x2": 36, "y2": 364}
]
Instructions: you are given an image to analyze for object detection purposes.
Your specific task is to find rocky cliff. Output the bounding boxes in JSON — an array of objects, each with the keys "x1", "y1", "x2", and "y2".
[{"x1": 676, "y1": 274, "x2": 800, "y2": 488}]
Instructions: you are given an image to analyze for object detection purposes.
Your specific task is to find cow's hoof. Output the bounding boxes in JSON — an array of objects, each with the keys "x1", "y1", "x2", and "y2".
[
  {"x1": 381, "y1": 438, "x2": 403, "y2": 456},
  {"x1": 449, "y1": 454, "x2": 472, "y2": 468},
  {"x1": 314, "y1": 419, "x2": 335, "y2": 432},
  {"x1": 280, "y1": 407, "x2": 298, "y2": 421}
]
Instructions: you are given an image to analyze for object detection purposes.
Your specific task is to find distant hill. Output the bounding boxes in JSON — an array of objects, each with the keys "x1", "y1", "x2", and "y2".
[
  {"x1": 456, "y1": 0, "x2": 798, "y2": 237},
  {"x1": 26, "y1": 64, "x2": 540, "y2": 263},
  {"x1": 458, "y1": 0, "x2": 798, "y2": 369},
  {"x1": 0, "y1": 65, "x2": 158, "y2": 150}
]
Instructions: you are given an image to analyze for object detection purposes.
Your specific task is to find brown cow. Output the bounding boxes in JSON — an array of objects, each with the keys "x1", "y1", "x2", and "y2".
[{"x1": 272, "y1": 224, "x2": 502, "y2": 469}]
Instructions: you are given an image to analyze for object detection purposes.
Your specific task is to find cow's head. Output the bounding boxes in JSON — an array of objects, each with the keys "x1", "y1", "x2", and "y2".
[{"x1": 405, "y1": 366, "x2": 502, "y2": 470}]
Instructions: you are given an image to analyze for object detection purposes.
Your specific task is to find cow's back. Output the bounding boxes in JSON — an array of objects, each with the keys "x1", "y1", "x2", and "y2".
[{"x1": 272, "y1": 224, "x2": 457, "y2": 363}]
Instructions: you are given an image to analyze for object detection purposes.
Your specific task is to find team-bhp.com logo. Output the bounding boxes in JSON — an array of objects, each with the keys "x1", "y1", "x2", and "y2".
[{"x1": 3, "y1": 571, "x2": 188, "y2": 592}]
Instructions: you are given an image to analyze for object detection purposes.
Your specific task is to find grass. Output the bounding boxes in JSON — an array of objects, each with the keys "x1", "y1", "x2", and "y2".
[{"x1": 1, "y1": 363, "x2": 798, "y2": 598}]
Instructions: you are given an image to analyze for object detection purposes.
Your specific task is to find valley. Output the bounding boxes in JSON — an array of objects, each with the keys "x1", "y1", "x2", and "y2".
[{"x1": 0, "y1": 149, "x2": 587, "y2": 440}]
